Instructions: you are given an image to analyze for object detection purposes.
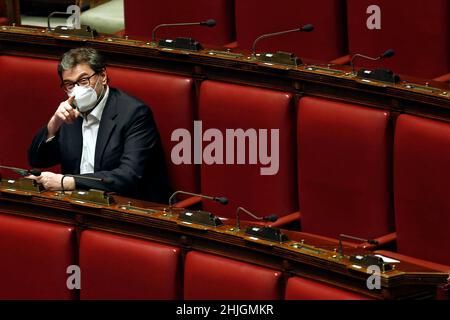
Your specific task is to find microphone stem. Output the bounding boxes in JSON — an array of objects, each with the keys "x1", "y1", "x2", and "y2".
[
  {"x1": 168, "y1": 190, "x2": 213, "y2": 207},
  {"x1": 236, "y1": 207, "x2": 263, "y2": 230},
  {"x1": 152, "y1": 22, "x2": 202, "y2": 42},
  {"x1": 351, "y1": 53, "x2": 382, "y2": 74},
  {"x1": 252, "y1": 28, "x2": 301, "y2": 56}
]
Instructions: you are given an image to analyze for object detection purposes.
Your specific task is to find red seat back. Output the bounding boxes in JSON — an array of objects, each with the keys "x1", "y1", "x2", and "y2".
[
  {"x1": 0, "y1": 214, "x2": 76, "y2": 299},
  {"x1": 0, "y1": 0, "x2": 7, "y2": 25},
  {"x1": 184, "y1": 251, "x2": 282, "y2": 300},
  {"x1": 124, "y1": 0, "x2": 235, "y2": 46},
  {"x1": 285, "y1": 277, "x2": 371, "y2": 300},
  {"x1": 298, "y1": 97, "x2": 394, "y2": 239},
  {"x1": 346, "y1": 0, "x2": 450, "y2": 79},
  {"x1": 108, "y1": 66, "x2": 197, "y2": 193},
  {"x1": 394, "y1": 115, "x2": 450, "y2": 266},
  {"x1": 198, "y1": 80, "x2": 297, "y2": 219},
  {"x1": 79, "y1": 230, "x2": 182, "y2": 300},
  {"x1": 0, "y1": 56, "x2": 64, "y2": 171},
  {"x1": 234, "y1": 0, "x2": 347, "y2": 62}
]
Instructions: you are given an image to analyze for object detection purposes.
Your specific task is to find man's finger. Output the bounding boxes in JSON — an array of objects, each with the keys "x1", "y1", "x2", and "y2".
[{"x1": 67, "y1": 95, "x2": 75, "y2": 106}]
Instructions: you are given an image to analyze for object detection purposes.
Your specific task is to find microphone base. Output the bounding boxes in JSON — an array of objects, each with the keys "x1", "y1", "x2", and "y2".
[
  {"x1": 256, "y1": 51, "x2": 301, "y2": 67},
  {"x1": 158, "y1": 37, "x2": 203, "y2": 52},
  {"x1": 245, "y1": 226, "x2": 289, "y2": 243},
  {"x1": 51, "y1": 25, "x2": 98, "y2": 39},
  {"x1": 0, "y1": 178, "x2": 45, "y2": 193},
  {"x1": 70, "y1": 189, "x2": 115, "y2": 206},
  {"x1": 357, "y1": 68, "x2": 401, "y2": 84},
  {"x1": 349, "y1": 254, "x2": 393, "y2": 273},
  {"x1": 178, "y1": 210, "x2": 223, "y2": 227}
]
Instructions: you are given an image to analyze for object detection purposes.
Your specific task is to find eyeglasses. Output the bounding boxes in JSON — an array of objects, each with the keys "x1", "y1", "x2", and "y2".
[{"x1": 61, "y1": 72, "x2": 98, "y2": 92}]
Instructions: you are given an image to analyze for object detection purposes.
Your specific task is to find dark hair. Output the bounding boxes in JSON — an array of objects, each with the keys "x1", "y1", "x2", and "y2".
[{"x1": 57, "y1": 47, "x2": 106, "y2": 79}]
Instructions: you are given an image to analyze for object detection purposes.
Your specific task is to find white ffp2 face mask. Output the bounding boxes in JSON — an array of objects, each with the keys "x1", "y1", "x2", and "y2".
[{"x1": 69, "y1": 76, "x2": 102, "y2": 113}]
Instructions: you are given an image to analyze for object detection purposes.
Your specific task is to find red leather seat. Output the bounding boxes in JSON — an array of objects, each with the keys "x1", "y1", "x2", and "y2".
[
  {"x1": 298, "y1": 97, "x2": 394, "y2": 240},
  {"x1": 197, "y1": 80, "x2": 297, "y2": 222},
  {"x1": 0, "y1": 56, "x2": 65, "y2": 171},
  {"x1": 346, "y1": 0, "x2": 450, "y2": 79},
  {"x1": 234, "y1": 0, "x2": 347, "y2": 62},
  {"x1": 184, "y1": 251, "x2": 282, "y2": 300},
  {"x1": 285, "y1": 277, "x2": 371, "y2": 300},
  {"x1": 108, "y1": 66, "x2": 197, "y2": 193},
  {"x1": 393, "y1": 115, "x2": 450, "y2": 266},
  {"x1": 124, "y1": 0, "x2": 235, "y2": 46},
  {"x1": 79, "y1": 230, "x2": 181, "y2": 300},
  {"x1": 0, "y1": 214, "x2": 76, "y2": 299}
]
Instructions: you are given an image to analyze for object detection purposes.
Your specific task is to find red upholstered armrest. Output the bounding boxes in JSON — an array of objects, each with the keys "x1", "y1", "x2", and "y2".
[
  {"x1": 172, "y1": 196, "x2": 203, "y2": 208},
  {"x1": 357, "y1": 232, "x2": 397, "y2": 250},
  {"x1": 330, "y1": 54, "x2": 352, "y2": 65},
  {"x1": 268, "y1": 211, "x2": 301, "y2": 228},
  {"x1": 433, "y1": 73, "x2": 450, "y2": 82}
]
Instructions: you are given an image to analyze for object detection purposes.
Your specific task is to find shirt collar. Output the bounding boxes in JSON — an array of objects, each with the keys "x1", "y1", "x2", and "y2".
[{"x1": 84, "y1": 86, "x2": 110, "y2": 122}]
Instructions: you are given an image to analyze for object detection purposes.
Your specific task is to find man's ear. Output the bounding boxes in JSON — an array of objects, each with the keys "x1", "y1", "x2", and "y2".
[{"x1": 101, "y1": 69, "x2": 108, "y2": 85}]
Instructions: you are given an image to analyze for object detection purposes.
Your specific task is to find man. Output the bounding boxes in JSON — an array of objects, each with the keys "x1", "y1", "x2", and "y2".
[{"x1": 28, "y1": 47, "x2": 171, "y2": 203}]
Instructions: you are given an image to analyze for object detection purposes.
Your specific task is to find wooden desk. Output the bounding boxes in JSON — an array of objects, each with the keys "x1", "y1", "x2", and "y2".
[{"x1": 0, "y1": 182, "x2": 447, "y2": 300}]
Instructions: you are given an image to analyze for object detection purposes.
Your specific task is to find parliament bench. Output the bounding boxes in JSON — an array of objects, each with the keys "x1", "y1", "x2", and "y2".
[
  {"x1": 123, "y1": 0, "x2": 235, "y2": 46},
  {"x1": 0, "y1": 213, "x2": 381, "y2": 299},
  {"x1": 344, "y1": 0, "x2": 450, "y2": 80},
  {"x1": 0, "y1": 53, "x2": 449, "y2": 299}
]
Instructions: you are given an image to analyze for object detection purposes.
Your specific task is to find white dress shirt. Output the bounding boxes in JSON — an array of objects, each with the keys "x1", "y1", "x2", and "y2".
[{"x1": 80, "y1": 86, "x2": 109, "y2": 174}]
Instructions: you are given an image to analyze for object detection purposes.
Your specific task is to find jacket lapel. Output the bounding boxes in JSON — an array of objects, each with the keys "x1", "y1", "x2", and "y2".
[
  {"x1": 94, "y1": 89, "x2": 118, "y2": 170},
  {"x1": 70, "y1": 116, "x2": 83, "y2": 174}
]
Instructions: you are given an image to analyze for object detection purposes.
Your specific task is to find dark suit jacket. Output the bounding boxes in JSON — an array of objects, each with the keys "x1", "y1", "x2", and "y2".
[{"x1": 28, "y1": 88, "x2": 172, "y2": 203}]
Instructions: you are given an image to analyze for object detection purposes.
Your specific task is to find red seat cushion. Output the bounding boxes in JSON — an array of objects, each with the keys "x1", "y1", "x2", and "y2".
[
  {"x1": 108, "y1": 66, "x2": 197, "y2": 193},
  {"x1": 79, "y1": 230, "x2": 181, "y2": 300},
  {"x1": 346, "y1": 0, "x2": 450, "y2": 79},
  {"x1": 235, "y1": 0, "x2": 347, "y2": 61},
  {"x1": 285, "y1": 277, "x2": 371, "y2": 300},
  {"x1": 394, "y1": 115, "x2": 450, "y2": 266},
  {"x1": 298, "y1": 97, "x2": 393, "y2": 239},
  {"x1": 124, "y1": 0, "x2": 235, "y2": 46},
  {"x1": 0, "y1": 56, "x2": 64, "y2": 171},
  {"x1": 184, "y1": 251, "x2": 282, "y2": 300},
  {"x1": 198, "y1": 80, "x2": 297, "y2": 219},
  {"x1": 0, "y1": 214, "x2": 76, "y2": 299}
]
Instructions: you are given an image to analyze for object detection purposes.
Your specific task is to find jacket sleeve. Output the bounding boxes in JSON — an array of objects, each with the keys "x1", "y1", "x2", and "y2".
[
  {"x1": 28, "y1": 126, "x2": 61, "y2": 169},
  {"x1": 73, "y1": 105, "x2": 157, "y2": 195}
]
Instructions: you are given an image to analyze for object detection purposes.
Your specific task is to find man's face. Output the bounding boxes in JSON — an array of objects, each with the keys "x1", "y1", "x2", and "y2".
[{"x1": 61, "y1": 63, "x2": 107, "y2": 97}]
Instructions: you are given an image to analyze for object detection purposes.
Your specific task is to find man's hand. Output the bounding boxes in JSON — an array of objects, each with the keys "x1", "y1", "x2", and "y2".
[
  {"x1": 27, "y1": 172, "x2": 76, "y2": 191},
  {"x1": 47, "y1": 96, "x2": 80, "y2": 138}
]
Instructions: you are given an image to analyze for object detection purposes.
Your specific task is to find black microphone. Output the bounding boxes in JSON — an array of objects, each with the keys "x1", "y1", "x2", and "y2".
[
  {"x1": 251, "y1": 24, "x2": 314, "y2": 57},
  {"x1": 235, "y1": 207, "x2": 278, "y2": 230},
  {"x1": 66, "y1": 174, "x2": 114, "y2": 184},
  {"x1": 0, "y1": 166, "x2": 114, "y2": 185},
  {"x1": 350, "y1": 49, "x2": 395, "y2": 74},
  {"x1": 338, "y1": 233, "x2": 379, "y2": 258},
  {"x1": 168, "y1": 190, "x2": 228, "y2": 207},
  {"x1": 0, "y1": 165, "x2": 41, "y2": 177},
  {"x1": 47, "y1": 11, "x2": 72, "y2": 30},
  {"x1": 151, "y1": 19, "x2": 216, "y2": 42}
]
